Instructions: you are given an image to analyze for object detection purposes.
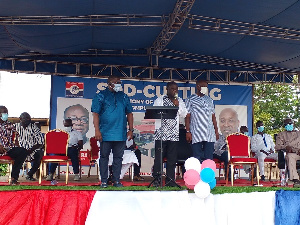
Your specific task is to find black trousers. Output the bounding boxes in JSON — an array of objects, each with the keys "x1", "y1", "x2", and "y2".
[
  {"x1": 7, "y1": 147, "x2": 27, "y2": 180},
  {"x1": 153, "y1": 140, "x2": 178, "y2": 181},
  {"x1": 27, "y1": 150, "x2": 44, "y2": 177},
  {"x1": 278, "y1": 150, "x2": 286, "y2": 169},
  {"x1": 133, "y1": 149, "x2": 141, "y2": 176}
]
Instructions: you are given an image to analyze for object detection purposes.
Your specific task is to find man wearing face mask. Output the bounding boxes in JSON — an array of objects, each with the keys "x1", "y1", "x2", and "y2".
[
  {"x1": 251, "y1": 121, "x2": 277, "y2": 181},
  {"x1": 15, "y1": 112, "x2": 44, "y2": 181},
  {"x1": 275, "y1": 118, "x2": 300, "y2": 184},
  {"x1": 0, "y1": 106, "x2": 27, "y2": 185},
  {"x1": 240, "y1": 126, "x2": 249, "y2": 136},
  {"x1": 152, "y1": 81, "x2": 188, "y2": 187},
  {"x1": 185, "y1": 80, "x2": 219, "y2": 162},
  {"x1": 46, "y1": 118, "x2": 83, "y2": 181},
  {"x1": 91, "y1": 76, "x2": 133, "y2": 188}
]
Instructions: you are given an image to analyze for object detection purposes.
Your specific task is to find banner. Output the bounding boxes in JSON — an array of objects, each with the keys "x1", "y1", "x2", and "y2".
[{"x1": 51, "y1": 76, "x2": 252, "y2": 174}]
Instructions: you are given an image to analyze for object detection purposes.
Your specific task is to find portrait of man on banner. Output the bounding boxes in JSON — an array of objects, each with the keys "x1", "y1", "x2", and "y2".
[
  {"x1": 215, "y1": 105, "x2": 248, "y2": 137},
  {"x1": 56, "y1": 97, "x2": 94, "y2": 150}
]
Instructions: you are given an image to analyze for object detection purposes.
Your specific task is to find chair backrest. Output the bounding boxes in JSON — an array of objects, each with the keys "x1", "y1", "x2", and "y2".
[
  {"x1": 45, "y1": 129, "x2": 69, "y2": 155},
  {"x1": 226, "y1": 133, "x2": 250, "y2": 158},
  {"x1": 90, "y1": 137, "x2": 100, "y2": 160}
]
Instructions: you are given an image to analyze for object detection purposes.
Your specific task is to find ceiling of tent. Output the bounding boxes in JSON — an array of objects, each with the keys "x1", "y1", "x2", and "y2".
[{"x1": 0, "y1": 0, "x2": 299, "y2": 83}]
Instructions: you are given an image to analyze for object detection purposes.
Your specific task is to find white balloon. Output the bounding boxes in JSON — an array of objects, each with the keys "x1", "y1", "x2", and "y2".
[
  {"x1": 184, "y1": 157, "x2": 201, "y2": 173},
  {"x1": 194, "y1": 181, "x2": 211, "y2": 199}
]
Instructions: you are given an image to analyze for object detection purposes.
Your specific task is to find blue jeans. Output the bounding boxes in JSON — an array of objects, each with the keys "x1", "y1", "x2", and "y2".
[
  {"x1": 49, "y1": 146, "x2": 79, "y2": 174},
  {"x1": 100, "y1": 141, "x2": 125, "y2": 183},
  {"x1": 191, "y1": 141, "x2": 214, "y2": 163}
]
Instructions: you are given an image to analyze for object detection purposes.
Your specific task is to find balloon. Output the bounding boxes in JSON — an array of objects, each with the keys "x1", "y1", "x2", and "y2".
[
  {"x1": 184, "y1": 157, "x2": 201, "y2": 173},
  {"x1": 183, "y1": 169, "x2": 200, "y2": 186},
  {"x1": 185, "y1": 182, "x2": 195, "y2": 190},
  {"x1": 200, "y1": 167, "x2": 215, "y2": 183},
  {"x1": 208, "y1": 178, "x2": 216, "y2": 189},
  {"x1": 201, "y1": 159, "x2": 217, "y2": 172},
  {"x1": 194, "y1": 181, "x2": 211, "y2": 199}
]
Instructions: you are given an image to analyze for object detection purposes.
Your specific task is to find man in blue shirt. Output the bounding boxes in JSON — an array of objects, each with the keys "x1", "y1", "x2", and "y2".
[{"x1": 91, "y1": 76, "x2": 133, "y2": 188}]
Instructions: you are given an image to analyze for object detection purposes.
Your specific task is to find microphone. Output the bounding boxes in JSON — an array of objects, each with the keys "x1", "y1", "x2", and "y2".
[{"x1": 174, "y1": 93, "x2": 178, "y2": 99}]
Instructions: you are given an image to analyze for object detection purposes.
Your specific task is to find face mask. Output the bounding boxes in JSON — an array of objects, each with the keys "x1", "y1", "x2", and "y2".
[
  {"x1": 64, "y1": 127, "x2": 72, "y2": 132},
  {"x1": 200, "y1": 87, "x2": 208, "y2": 95},
  {"x1": 244, "y1": 132, "x2": 249, "y2": 136},
  {"x1": 113, "y1": 83, "x2": 122, "y2": 92},
  {"x1": 1, "y1": 113, "x2": 8, "y2": 121},
  {"x1": 285, "y1": 124, "x2": 293, "y2": 131},
  {"x1": 257, "y1": 126, "x2": 264, "y2": 132}
]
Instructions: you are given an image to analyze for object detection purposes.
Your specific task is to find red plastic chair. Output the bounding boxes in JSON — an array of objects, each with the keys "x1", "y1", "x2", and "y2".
[
  {"x1": 39, "y1": 129, "x2": 70, "y2": 184},
  {"x1": 226, "y1": 133, "x2": 260, "y2": 186},
  {"x1": 0, "y1": 132, "x2": 16, "y2": 184},
  {"x1": 213, "y1": 158, "x2": 224, "y2": 180},
  {"x1": 87, "y1": 137, "x2": 100, "y2": 178}
]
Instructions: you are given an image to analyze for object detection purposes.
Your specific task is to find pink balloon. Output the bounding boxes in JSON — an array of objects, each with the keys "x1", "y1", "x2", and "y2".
[
  {"x1": 185, "y1": 182, "x2": 195, "y2": 190},
  {"x1": 201, "y1": 159, "x2": 217, "y2": 172},
  {"x1": 184, "y1": 169, "x2": 200, "y2": 186}
]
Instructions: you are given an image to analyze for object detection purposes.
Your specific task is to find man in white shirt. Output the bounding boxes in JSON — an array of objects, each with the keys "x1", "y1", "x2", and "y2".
[
  {"x1": 152, "y1": 81, "x2": 188, "y2": 187},
  {"x1": 46, "y1": 119, "x2": 83, "y2": 181},
  {"x1": 185, "y1": 80, "x2": 219, "y2": 162},
  {"x1": 251, "y1": 120, "x2": 277, "y2": 181}
]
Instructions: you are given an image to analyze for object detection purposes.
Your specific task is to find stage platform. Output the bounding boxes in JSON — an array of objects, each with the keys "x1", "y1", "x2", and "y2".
[
  {"x1": 0, "y1": 172, "x2": 299, "y2": 225},
  {"x1": 0, "y1": 188, "x2": 299, "y2": 225},
  {"x1": 0, "y1": 172, "x2": 294, "y2": 187}
]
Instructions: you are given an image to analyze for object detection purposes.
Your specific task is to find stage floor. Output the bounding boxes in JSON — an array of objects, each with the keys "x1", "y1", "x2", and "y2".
[{"x1": 0, "y1": 172, "x2": 294, "y2": 187}]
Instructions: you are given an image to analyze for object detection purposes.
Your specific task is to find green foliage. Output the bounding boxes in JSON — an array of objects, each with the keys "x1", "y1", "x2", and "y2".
[
  {"x1": 253, "y1": 82, "x2": 300, "y2": 137},
  {"x1": 0, "y1": 164, "x2": 7, "y2": 176}
]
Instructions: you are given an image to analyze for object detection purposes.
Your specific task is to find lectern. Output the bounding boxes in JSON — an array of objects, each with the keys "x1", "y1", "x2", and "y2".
[{"x1": 144, "y1": 106, "x2": 181, "y2": 188}]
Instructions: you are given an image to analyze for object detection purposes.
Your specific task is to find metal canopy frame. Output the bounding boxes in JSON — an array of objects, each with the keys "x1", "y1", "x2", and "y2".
[
  {"x1": 151, "y1": 0, "x2": 195, "y2": 56},
  {"x1": 0, "y1": 57, "x2": 295, "y2": 84},
  {"x1": 188, "y1": 15, "x2": 300, "y2": 42},
  {"x1": 0, "y1": 1, "x2": 299, "y2": 84}
]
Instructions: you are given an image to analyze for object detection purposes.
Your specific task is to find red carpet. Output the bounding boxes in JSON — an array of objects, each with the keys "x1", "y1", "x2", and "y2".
[
  {"x1": 0, "y1": 190, "x2": 96, "y2": 225},
  {"x1": 0, "y1": 177, "x2": 290, "y2": 187}
]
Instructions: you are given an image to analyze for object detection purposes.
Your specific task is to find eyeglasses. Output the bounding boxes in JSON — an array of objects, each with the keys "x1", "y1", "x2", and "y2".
[
  {"x1": 68, "y1": 116, "x2": 89, "y2": 124},
  {"x1": 285, "y1": 122, "x2": 293, "y2": 125}
]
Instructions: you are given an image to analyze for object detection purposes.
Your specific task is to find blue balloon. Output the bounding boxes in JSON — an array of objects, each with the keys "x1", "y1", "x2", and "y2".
[
  {"x1": 200, "y1": 168, "x2": 215, "y2": 183},
  {"x1": 208, "y1": 178, "x2": 217, "y2": 189}
]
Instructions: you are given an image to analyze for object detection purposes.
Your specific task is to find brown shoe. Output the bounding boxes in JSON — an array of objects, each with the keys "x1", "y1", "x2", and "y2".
[{"x1": 133, "y1": 175, "x2": 145, "y2": 181}]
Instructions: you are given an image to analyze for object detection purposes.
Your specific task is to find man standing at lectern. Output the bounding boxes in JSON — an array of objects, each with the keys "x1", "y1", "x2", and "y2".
[{"x1": 152, "y1": 81, "x2": 188, "y2": 187}]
